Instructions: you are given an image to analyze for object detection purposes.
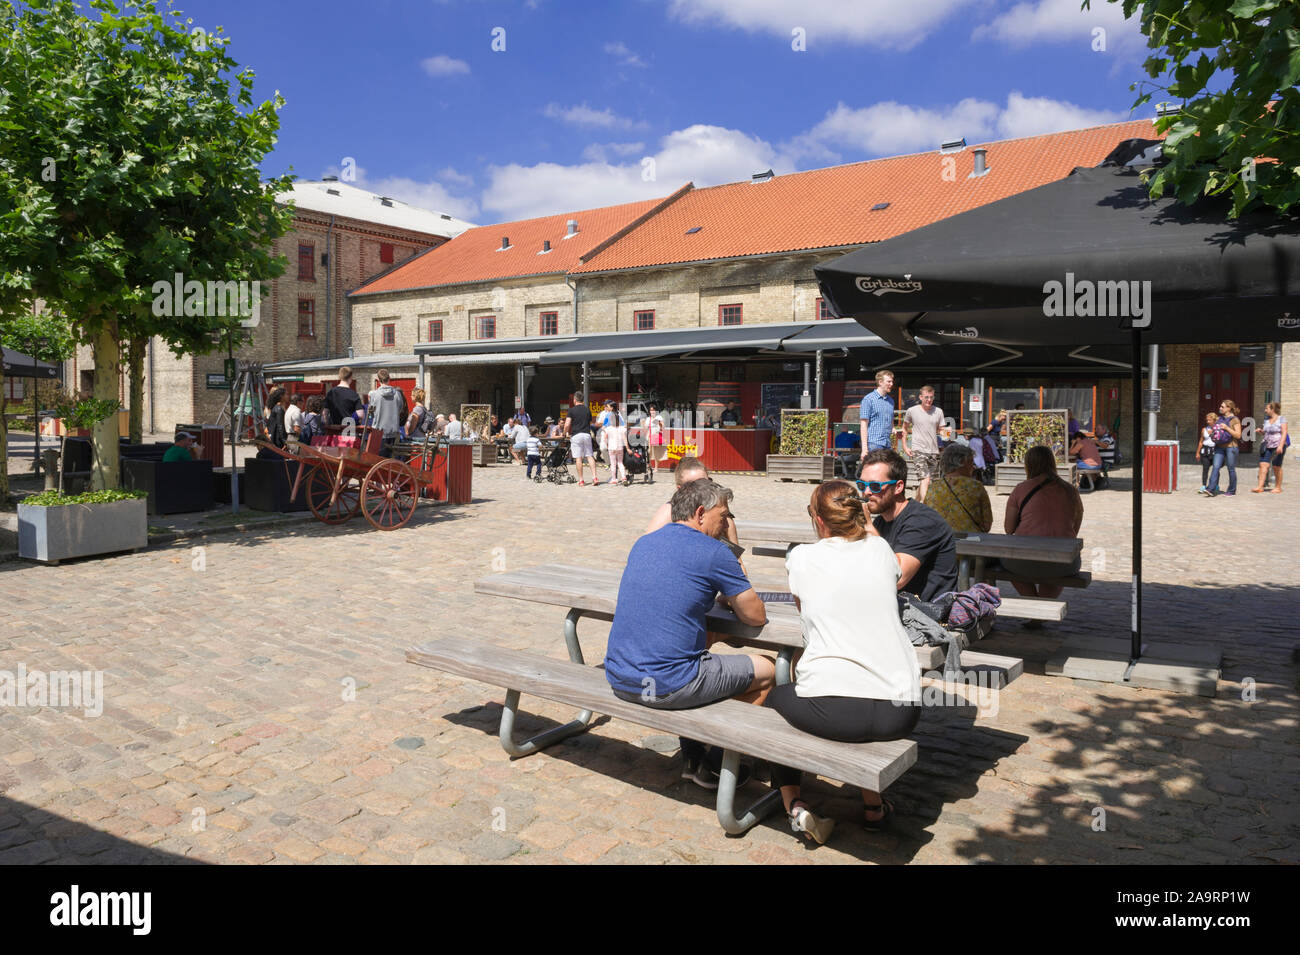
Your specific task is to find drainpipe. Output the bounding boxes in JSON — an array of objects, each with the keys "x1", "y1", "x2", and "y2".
[
  {"x1": 565, "y1": 275, "x2": 578, "y2": 335},
  {"x1": 323, "y1": 215, "x2": 335, "y2": 357},
  {"x1": 148, "y1": 336, "x2": 155, "y2": 433},
  {"x1": 1275, "y1": 342, "x2": 1284, "y2": 405}
]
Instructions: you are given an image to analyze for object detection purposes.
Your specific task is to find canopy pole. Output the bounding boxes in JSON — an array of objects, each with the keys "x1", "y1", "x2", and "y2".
[
  {"x1": 621, "y1": 362, "x2": 628, "y2": 421},
  {"x1": 814, "y1": 350, "x2": 823, "y2": 408},
  {"x1": 582, "y1": 361, "x2": 590, "y2": 407},
  {"x1": 1127, "y1": 327, "x2": 1143, "y2": 673},
  {"x1": 1147, "y1": 343, "x2": 1159, "y2": 442},
  {"x1": 32, "y1": 384, "x2": 41, "y2": 484}
]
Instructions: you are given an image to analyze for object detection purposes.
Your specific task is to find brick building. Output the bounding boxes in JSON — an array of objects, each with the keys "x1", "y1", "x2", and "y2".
[{"x1": 68, "y1": 180, "x2": 473, "y2": 431}]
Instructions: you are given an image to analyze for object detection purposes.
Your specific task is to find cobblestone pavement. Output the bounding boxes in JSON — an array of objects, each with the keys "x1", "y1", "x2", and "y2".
[{"x1": 1, "y1": 461, "x2": 1296, "y2": 864}]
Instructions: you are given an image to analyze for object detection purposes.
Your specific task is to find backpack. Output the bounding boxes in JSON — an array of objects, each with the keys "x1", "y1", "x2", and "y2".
[
  {"x1": 298, "y1": 413, "x2": 321, "y2": 445},
  {"x1": 945, "y1": 583, "x2": 1002, "y2": 641}
]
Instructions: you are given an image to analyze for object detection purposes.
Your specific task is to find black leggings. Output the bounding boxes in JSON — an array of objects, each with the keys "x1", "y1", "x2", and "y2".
[{"x1": 764, "y1": 683, "x2": 920, "y2": 791}]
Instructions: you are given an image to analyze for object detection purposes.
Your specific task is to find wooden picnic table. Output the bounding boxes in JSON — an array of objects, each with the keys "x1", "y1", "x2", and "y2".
[
  {"x1": 473, "y1": 563, "x2": 1022, "y2": 688},
  {"x1": 737, "y1": 520, "x2": 1081, "y2": 591}
]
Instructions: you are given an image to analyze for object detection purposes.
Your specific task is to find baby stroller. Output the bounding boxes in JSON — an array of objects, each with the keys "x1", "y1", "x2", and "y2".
[
  {"x1": 622, "y1": 444, "x2": 653, "y2": 485},
  {"x1": 544, "y1": 438, "x2": 575, "y2": 484}
]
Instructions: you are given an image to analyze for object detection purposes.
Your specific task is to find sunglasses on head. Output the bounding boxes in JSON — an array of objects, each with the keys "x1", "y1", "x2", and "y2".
[{"x1": 855, "y1": 479, "x2": 899, "y2": 495}]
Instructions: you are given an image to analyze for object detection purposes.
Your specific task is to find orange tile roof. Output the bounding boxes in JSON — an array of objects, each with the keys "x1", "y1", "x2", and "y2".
[
  {"x1": 571, "y1": 119, "x2": 1163, "y2": 274},
  {"x1": 351, "y1": 192, "x2": 681, "y2": 296}
]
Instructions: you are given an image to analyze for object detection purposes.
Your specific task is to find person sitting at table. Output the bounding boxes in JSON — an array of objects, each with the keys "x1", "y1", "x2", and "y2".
[
  {"x1": 510, "y1": 416, "x2": 529, "y2": 465},
  {"x1": 764, "y1": 480, "x2": 922, "y2": 843},
  {"x1": 720, "y1": 400, "x2": 742, "y2": 426},
  {"x1": 163, "y1": 431, "x2": 199, "y2": 462},
  {"x1": 544, "y1": 416, "x2": 562, "y2": 439},
  {"x1": 924, "y1": 443, "x2": 993, "y2": 534},
  {"x1": 604, "y1": 478, "x2": 774, "y2": 788},
  {"x1": 833, "y1": 429, "x2": 862, "y2": 451},
  {"x1": 1003, "y1": 445, "x2": 1084, "y2": 611},
  {"x1": 859, "y1": 448, "x2": 958, "y2": 602},
  {"x1": 644, "y1": 456, "x2": 743, "y2": 552},
  {"x1": 1069, "y1": 432, "x2": 1104, "y2": 489},
  {"x1": 444, "y1": 413, "x2": 463, "y2": 440}
]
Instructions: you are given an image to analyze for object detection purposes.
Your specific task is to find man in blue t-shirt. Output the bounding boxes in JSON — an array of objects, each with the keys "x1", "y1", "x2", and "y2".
[{"x1": 605, "y1": 478, "x2": 773, "y2": 787}]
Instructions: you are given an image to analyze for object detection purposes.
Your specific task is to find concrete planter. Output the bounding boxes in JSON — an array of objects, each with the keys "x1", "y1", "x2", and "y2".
[{"x1": 17, "y1": 497, "x2": 148, "y2": 564}]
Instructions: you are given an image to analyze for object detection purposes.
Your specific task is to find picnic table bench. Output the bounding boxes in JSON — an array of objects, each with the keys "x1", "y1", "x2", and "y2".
[
  {"x1": 737, "y1": 521, "x2": 1080, "y2": 622},
  {"x1": 407, "y1": 636, "x2": 917, "y2": 835}
]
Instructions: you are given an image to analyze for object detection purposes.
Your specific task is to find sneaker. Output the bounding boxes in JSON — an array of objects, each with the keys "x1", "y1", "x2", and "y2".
[
  {"x1": 680, "y1": 756, "x2": 719, "y2": 790},
  {"x1": 1197, "y1": 486, "x2": 1207, "y2": 494},
  {"x1": 578, "y1": 481, "x2": 586, "y2": 486},
  {"x1": 789, "y1": 805, "x2": 836, "y2": 845},
  {"x1": 1225, "y1": 491, "x2": 1236, "y2": 496}
]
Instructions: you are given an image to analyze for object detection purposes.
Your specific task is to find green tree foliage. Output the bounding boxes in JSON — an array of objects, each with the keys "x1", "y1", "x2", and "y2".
[
  {"x1": 1086, "y1": 0, "x2": 1300, "y2": 216},
  {"x1": 0, "y1": 0, "x2": 293, "y2": 488}
]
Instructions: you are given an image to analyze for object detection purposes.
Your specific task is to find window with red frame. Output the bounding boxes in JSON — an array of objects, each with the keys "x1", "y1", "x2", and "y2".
[
  {"x1": 427, "y1": 319, "x2": 443, "y2": 342},
  {"x1": 816, "y1": 297, "x2": 834, "y2": 320},
  {"x1": 381, "y1": 323, "x2": 396, "y2": 347},
  {"x1": 379, "y1": 242, "x2": 394, "y2": 264},
  {"x1": 298, "y1": 244, "x2": 314, "y2": 280},
  {"x1": 634, "y1": 309, "x2": 655, "y2": 331},
  {"x1": 719, "y1": 304, "x2": 743, "y2": 326},
  {"x1": 539, "y1": 311, "x2": 558, "y2": 336},
  {"x1": 476, "y1": 315, "x2": 496, "y2": 339},
  {"x1": 297, "y1": 299, "x2": 315, "y2": 337}
]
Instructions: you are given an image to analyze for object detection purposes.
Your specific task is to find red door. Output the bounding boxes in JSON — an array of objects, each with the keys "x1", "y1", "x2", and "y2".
[{"x1": 1198, "y1": 356, "x2": 1253, "y2": 447}]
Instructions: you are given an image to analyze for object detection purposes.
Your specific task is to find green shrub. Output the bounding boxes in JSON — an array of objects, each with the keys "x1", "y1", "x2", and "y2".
[
  {"x1": 1007, "y1": 409, "x2": 1068, "y2": 464},
  {"x1": 23, "y1": 488, "x2": 146, "y2": 507},
  {"x1": 779, "y1": 409, "x2": 828, "y2": 456}
]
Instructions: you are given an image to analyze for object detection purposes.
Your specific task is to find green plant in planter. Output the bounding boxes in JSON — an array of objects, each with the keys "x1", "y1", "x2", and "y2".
[
  {"x1": 51, "y1": 397, "x2": 120, "y2": 497},
  {"x1": 24, "y1": 488, "x2": 146, "y2": 507},
  {"x1": 1006, "y1": 409, "x2": 1068, "y2": 465},
  {"x1": 779, "y1": 409, "x2": 829, "y2": 456}
]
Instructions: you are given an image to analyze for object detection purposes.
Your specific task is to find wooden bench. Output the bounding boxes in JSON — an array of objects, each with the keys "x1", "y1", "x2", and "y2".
[
  {"x1": 474, "y1": 564, "x2": 1023, "y2": 687},
  {"x1": 986, "y1": 570, "x2": 1092, "y2": 590},
  {"x1": 407, "y1": 635, "x2": 918, "y2": 835}
]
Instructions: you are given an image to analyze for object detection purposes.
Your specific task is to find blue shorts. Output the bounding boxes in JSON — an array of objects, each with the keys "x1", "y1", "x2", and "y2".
[
  {"x1": 611, "y1": 653, "x2": 755, "y2": 709},
  {"x1": 1261, "y1": 446, "x2": 1286, "y2": 466}
]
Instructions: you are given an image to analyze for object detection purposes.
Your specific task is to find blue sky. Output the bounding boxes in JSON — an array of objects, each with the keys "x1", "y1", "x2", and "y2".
[{"x1": 173, "y1": 0, "x2": 1155, "y2": 224}]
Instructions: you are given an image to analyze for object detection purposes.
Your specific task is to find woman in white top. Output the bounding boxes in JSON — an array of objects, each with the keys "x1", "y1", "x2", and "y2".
[
  {"x1": 766, "y1": 479, "x2": 922, "y2": 844},
  {"x1": 645, "y1": 404, "x2": 666, "y2": 482}
]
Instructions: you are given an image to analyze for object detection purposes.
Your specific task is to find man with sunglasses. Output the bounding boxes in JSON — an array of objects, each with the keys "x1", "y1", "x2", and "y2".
[{"x1": 858, "y1": 448, "x2": 958, "y2": 602}]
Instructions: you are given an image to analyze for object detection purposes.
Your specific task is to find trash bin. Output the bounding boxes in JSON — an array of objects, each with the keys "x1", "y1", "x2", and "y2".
[{"x1": 1142, "y1": 440, "x2": 1179, "y2": 493}]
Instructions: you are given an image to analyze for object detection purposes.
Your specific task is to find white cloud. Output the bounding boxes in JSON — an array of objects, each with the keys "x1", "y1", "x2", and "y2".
[
  {"x1": 420, "y1": 54, "x2": 470, "y2": 77},
  {"x1": 604, "y1": 41, "x2": 646, "y2": 67},
  {"x1": 666, "y1": 0, "x2": 975, "y2": 49},
  {"x1": 482, "y1": 124, "x2": 789, "y2": 221},
  {"x1": 438, "y1": 166, "x2": 475, "y2": 188},
  {"x1": 792, "y1": 93, "x2": 1129, "y2": 162},
  {"x1": 543, "y1": 102, "x2": 648, "y2": 131},
  {"x1": 582, "y1": 141, "x2": 647, "y2": 162},
  {"x1": 972, "y1": 0, "x2": 1143, "y2": 52},
  {"x1": 995, "y1": 91, "x2": 1127, "y2": 139}
]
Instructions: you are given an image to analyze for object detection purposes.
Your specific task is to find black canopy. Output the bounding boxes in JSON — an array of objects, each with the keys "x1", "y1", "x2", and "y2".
[
  {"x1": 816, "y1": 159, "x2": 1300, "y2": 352},
  {"x1": 2, "y1": 347, "x2": 60, "y2": 379},
  {"x1": 815, "y1": 151, "x2": 1300, "y2": 674}
]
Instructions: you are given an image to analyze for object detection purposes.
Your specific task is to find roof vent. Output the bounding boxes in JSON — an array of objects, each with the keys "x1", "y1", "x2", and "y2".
[
  {"x1": 441, "y1": 214, "x2": 453, "y2": 220},
  {"x1": 322, "y1": 175, "x2": 339, "y2": 182},
  {"x1": 499, "y1": 236, "x2": 510, "y2": 250},
  {"x1": 685, "y1": 226, "x2": 702, "y2": 235},
  {"x1": 939, "y1": 137, "x2": 966, "y2": 154},
  {"x1": 565, "y1": 219, "x2": 579, "y2": 237},
  {"x1": 539, "y1": 240, "x2": 552, "y2": 254},
  {"x1": 326, "y1": 188, "x2": 341, "y2": 196},
  {"x1": 751, "y1": 169, "x2": 774, "y2": 183},
  {"x1": 379, "y1": 196, "x2": 394, "y2": 207},
  {"x1": 1155, "y1": 102, "x2": 1181, "y2": 118},
  {"x1": 871, "y1": 202, "x2": 890, "y2": 211},
  {"x1": 969, "y1": 148, "x2": 989, "y2": 178}
]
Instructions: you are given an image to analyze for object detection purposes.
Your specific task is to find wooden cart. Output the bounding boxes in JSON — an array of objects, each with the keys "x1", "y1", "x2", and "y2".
[{"x1": 254, "y1": 430, "x2": 442, "y2": 530}]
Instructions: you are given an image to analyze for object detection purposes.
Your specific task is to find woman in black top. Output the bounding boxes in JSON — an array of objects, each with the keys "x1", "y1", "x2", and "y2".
[{"x1": 257, "y1": 387, "x2": 288, "y2": 458}]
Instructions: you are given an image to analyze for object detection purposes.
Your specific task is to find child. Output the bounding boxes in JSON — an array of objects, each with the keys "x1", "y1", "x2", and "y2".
[
  {"x1": 525, "y1": 426, "x2": 543, "y2": 480},
  {"x1": 1196, "y1": 412, "x2": 1216, "y2": 492},
  {"x1": 604, "y1": 417, "x2": 628, "y2": 485}
]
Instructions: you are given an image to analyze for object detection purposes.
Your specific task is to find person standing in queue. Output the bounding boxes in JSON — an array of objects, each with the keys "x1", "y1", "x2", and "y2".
[
  {"x1": 858, "y1": 369, "x2": 896, "y2": 471},
  {"x1": 564, "y1": 398, "x2": 598, "y2": 486}
]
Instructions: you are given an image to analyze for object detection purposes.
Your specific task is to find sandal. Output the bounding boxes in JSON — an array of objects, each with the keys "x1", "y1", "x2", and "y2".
[
  {"x1": 863, "y1": 798, "x2": 895, "y2": 832},
  {"x1": 788, "y1": 801, "x2": 835, "y2": 845}
]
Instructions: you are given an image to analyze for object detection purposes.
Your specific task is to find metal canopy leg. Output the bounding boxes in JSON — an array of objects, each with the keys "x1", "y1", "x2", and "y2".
[{"x1": 715, "y1": 749, "x2": 782, "y2": 834}]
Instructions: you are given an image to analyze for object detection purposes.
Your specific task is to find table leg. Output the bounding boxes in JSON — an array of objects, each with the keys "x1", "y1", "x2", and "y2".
[
  {"x1": 775, "y1": 648, "x2": 793, "y2": 686},
  {"x1": 957, "y1": 556, "x2": 973, "y2": 592},
  {"x1": 493, "y1": 608, "x2": 596, "y2": 758},
  {"x1": 716, "y1": 749, "x2": 782, "y2": 834},
  {"x1": 973, "y1": 556, "x2": 987, "y2": 586}
]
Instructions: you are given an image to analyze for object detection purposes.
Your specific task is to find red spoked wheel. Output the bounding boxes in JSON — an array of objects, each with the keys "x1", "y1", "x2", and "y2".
[
  {"x1": 361, "y1": 459, "x2": 419, "y2": 530},
  {"x1": 305, "y1": 466, "x2": 361, "y2": 524}
]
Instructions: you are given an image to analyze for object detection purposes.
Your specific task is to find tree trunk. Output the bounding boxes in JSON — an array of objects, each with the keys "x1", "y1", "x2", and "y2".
[
  {"x1": 127, "y1": 335, "x2": 145, "y2": 444},
  {"x1": 0, "y1": 373, "x2": 8, "y2": 502},
  {"x1": 90, "y1": 322, "x2": 121, "y2": 490}
]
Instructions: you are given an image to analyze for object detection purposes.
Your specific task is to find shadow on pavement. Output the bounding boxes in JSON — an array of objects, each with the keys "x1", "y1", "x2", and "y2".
[{"x1": 0, "y1": 795, "x2": 205, "y2": 864}]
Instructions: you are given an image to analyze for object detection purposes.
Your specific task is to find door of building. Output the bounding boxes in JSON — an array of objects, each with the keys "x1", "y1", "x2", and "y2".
[{"x1": 1198, "y1": 354, "x2": 1253, "y2": 447}]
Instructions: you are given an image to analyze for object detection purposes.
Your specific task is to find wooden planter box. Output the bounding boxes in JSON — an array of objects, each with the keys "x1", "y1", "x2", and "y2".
[
  {"x1": 17, "y1": 497, "x2": 147, "y2": 564},
  {"x1": 767, "y1": 454, "x2": 835, "y2": 482},
  {"x1": 994, "y1": 462, "x2": 1078, "y2": 495},
  {"x1": 468, "y1": 442, "x2": 496, "y2": 467}
]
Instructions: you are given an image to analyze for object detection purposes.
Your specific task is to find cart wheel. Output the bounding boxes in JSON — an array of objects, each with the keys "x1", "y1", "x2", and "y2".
[
  {"x1": 306, "y1": 467, "x2": 360, "y2": 524},
  {"x1": 361, "y1": 459, "x2": 418, "y2": 530}
]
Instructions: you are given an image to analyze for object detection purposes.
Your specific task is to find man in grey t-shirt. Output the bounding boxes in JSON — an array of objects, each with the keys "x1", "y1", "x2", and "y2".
[
  {"x1": 903, "y1": 385, "x2": 945, "y2": 503},
  {"x1": 444, "y1": 414, "x2": 463, "y2": 440}
]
